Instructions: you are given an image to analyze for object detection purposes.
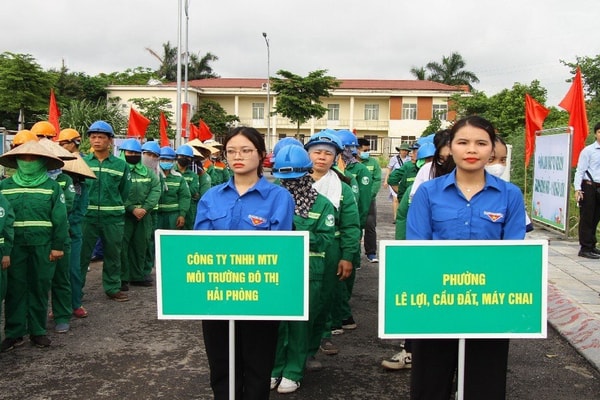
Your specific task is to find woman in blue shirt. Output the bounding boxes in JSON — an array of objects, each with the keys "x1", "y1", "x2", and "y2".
[
  {"x1": 194, "y1": 126, "x2": 295, "y2": 400},
  {"x1": 407, "y1": 116, "x2": 525, "y2": 400}
]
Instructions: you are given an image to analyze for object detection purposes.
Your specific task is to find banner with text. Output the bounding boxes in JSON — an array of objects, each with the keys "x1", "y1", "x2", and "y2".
[
  {"x1": 531, "y1": 133, "x2": 571, "y2": 231},
  {"x1": 379, "y1": 240, "x2": 547, "y2": 338},
  {"x1": 156, "y1": 230, "x2": 309, "y2": 320}
]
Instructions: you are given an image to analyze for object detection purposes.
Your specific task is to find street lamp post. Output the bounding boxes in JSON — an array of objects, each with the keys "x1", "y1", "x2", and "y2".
[{"x1": 262, "y1": 32, "x2": 271, "y2": 150}]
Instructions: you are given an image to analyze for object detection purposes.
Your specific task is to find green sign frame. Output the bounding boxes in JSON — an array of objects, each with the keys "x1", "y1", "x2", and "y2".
[
  {"x1": 156, "y1": 230, "x2": 309, "y2": 320},
  {"x1": 379, "y1": 240, "x2": 547, "y2": 339}
]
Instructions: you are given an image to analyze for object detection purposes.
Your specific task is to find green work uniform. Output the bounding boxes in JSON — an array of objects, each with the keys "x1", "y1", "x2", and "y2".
[
  {"x1": 67, "y1": 176, "x2": 89, "y2": 310},
  {"x1": 272, "y1": 193, "x2": 336, "y2": 383},
  {"x1": 80, "y1": 153, "x2": 131, "y2": 296},
  {"x1": 1, "y1": 177, "x2": 68, "y2": 338},
  {"x1": 0, "y1": 194, "x2": 15, "y2": 331},
  {"x1": 344, "y1": 162, "x2": 372, "y2": 229},
  {"x1": 388, "y1": 161, "x2": 418, "y2": 204},
  {"x1": 360, "y1": 157, "x2": 382, "y2": 199},
  {"x1": 157, "y1": 170, "x2": 191, "y2": 230},
  {"x1": 207, "y1": 160, "x2": 230, "y2": 186},
  {"x1": 122, "y1": 164, "x2": 161, "y2": 282},
  {"x1": 198, "y1": 169, "x2": 212, "y2": 199},
  {"x1": 395, "y1": 184, "x2": 412, "y2": 240},
  {"x1": 51, "y1": 172, "x2": 76, "y2": 325},
  {"x1": 181, "y1": 168, "x2": 200, "y2": 230}
]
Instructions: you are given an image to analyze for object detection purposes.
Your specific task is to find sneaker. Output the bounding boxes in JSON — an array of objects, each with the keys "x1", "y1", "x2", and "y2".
[
  {"x1": 305, "y1": 356, "x2": 322, "y2": 371},
  {"x1": 331, "y1": 327, "x2": 344, "y2": 335},
  {"x1": 277, "y1": 377, "x2": 300, "y2": 394},
  {"x1": 107, "y1": 291, "x2": 129, "y2": 302},
  {"x1": 270, "y1": 377, "x2": 282, "y2": 390},
  {"x1": 120, "y1": 281, "x2": 129, "y2": 292},
  {"x1": 31, "y1": 335, "x2": 51, "y2": 348},
  {"x1": 319, "y1": 338, "x2": 339, "y2": 355},
  {"x1": 342, "y1": 317, "x2": 357, "y2": 330},
  {"x1": 367, "y1": 254, "x2": 379, "y2": 263},
  {"x1": 55, "y1": 322, "x2": 70, "y2": 333},
  {"x1": 72, "y1": 306, "x2": 88, "y2": 318},
  {"x1": 1, "y1": 337, "x2": 24, "y2": 352},
  {"x1": 381, "y1": 349, "x2": 412, "y2": 370}
]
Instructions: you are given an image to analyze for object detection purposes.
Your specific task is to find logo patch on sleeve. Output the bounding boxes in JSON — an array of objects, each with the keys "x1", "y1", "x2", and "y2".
[
  {"x1": 484, "y1": 211, "x2": 504, "y2": 222},
  {"x1": 248, "y1": 214, "x2": 266, "y2": 226}
]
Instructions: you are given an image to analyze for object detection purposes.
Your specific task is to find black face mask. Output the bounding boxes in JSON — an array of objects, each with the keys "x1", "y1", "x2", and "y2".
[
  {"x1": 177, "y1": 157, "x2": 191, "y2": 168},
  {"x1": 125, "y1": 155, "x2": 142, "y2": 165}
]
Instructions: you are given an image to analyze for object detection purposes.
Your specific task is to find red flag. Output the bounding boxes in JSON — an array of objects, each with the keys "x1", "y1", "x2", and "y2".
[
  {"x1": 48, "y1": 89, "x2": 60, "y2": 141},
  {"x1": 159, "y1": 112, "x2": 170, "y2": 147},
  {"x1": 559, "y1": 67, "x2": 589, "y2": 167},
  {"x1": 127, "y1": 108, "x2": 151, "y2": 138},
  {"x1": 524, "y1": 94, "x2": 549, "y2": 168},
  {"x1": 189, "y1": 124, "x2": 200, "y2": 141},
  {"x1": 199, "y1": 119, "x2": 214, "y2": 142},
  {"x1": 181, "y1": 103, "x2": 190, "y2": 138}
]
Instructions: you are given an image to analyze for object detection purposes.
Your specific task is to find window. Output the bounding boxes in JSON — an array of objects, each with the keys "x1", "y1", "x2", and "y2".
[
  {"x1": 432, "y1": 104, "x2": 448, "y2": 120},
  {"x1": 364, "y1": 134, "x2": 379, "y2": 151},
  {"x1": 402, "y1": 103, "x2": 417, "y2": 120},
  {"x1": 252, "y1": 102, "x2": 265, "y2": 120},
  {"x1": 364, "y1": 104, "x2": 379, "y2": 120},
  {"x1": 327, "y1": 104, "x2": 340, "y2": 121}
]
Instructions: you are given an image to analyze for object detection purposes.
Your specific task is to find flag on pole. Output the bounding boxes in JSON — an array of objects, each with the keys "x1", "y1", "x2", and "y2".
[
  {"x1": 524, "y1": 94, "x2": 549, "y2": 168},
  {"x1": 49, "y1": 89, "x2": 61, "y2": 140},
  {"x1": 189, "y1": 123, "x2": 200, "y2": 141},
  {"x1": 199, "y1": 119, "x2": 214, "y2": 142},
  {"x1": 181, "y1": 103, "x2": 190, "y2": 138},
  {"x1": 127, "y1": 108, "x2": 151, "y2": 138},
  {"x1": 559, "y1": 67, "x2": 589, "y2": 167},
  {"x1": 159, "y1": 112, "x2": 170, "y2": 147}
]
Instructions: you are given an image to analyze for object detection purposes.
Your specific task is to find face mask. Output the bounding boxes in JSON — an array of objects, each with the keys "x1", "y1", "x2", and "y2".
[
  {"x1": 359, "y1": 151, "x2": 370, "y2": 160},
  {"x1": 160, "y1": 162, "x2": 174, "y2": 170},
  {"x1": 16, "y1": 158, "x2": 46, "y2": 175},
  {"x1": 177, "y1": 157, "x2": 191, "y2": 168},
  {"x1": 125, "y1": 155, "x2": 141, "y2": 166},
  {"x1": 142, "y1": 154, "x2": 159, "y2": 170},
  {"x1": 485, "y1": 164, "x2": 506, "y2": 178},
  {"x1": 47, "y1": 168, "x2": 61, "y2": 180}
]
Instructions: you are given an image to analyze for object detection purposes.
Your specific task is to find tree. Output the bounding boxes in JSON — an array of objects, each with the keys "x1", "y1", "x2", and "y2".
[
  {"x1": 128, "y1": 97, "x2": 174, "y2": 140},
  {"x1": 60, "y1": 98, "x2": 128, "y2": 138},
  {"x1": 421, "y1": 114, "x2": 442, "y2": 136},
  {"x1": 190, "y1": 99, "x2": 239, "y2": 140},
  {"x1": 146, "y1": 42, "x2": 219, "y2": 82},
  {"x1": 0, "y1": 52, "x2": 52, "y2": 129},
  {"x1": 561, "y1": 55, "x2": 600, "y2": 125},
  {"x1": 419, "y1": 52, "x2": 480, "y2": 90},
  {"x1": 410, "y1": 66, "x2": 427, "y2": 80},
  {"x1": 270, "y1": 69, "x2": 340, "y2": 136}
]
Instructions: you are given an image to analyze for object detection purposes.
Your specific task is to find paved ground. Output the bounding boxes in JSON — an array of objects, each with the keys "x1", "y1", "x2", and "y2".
[{"x1": 1, "y1": 179, "x2": 600, "y2": 399}]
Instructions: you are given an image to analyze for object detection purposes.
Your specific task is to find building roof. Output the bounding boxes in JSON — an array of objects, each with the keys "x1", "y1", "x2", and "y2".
[{"x1": 172, "y1": 78, "x2": 461, "y2": 92}]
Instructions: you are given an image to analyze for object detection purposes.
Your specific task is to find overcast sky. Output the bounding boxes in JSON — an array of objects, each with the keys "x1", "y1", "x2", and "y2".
[{"x1": 2, "y1": 0, "x2": 599, "y2": 107}]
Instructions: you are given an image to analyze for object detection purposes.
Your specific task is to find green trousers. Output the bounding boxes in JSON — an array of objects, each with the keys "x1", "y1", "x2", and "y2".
[
  {"x1": 80, "y1": 218, "x2": 125, "y2": 296},
  {"x1": 144, "y1": 211, "x2": 158, "y2": 277},
  {"x1": 5, "y1": 243, "x2": 55, "y2": 338},
  {"x1": 70, "y1": 223, "x2": 83, "y2": 309},
  {"x1": 51, "y1": 241, "x2": 72, "y2": 324},
  {"x1": 122, "y1": 213, "x2": 152, "y2": 282}
]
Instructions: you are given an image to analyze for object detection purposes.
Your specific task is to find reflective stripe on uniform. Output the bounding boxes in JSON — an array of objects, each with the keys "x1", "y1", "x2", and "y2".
[
  {"x1": 14, "y1": 221, "x2": 53, "y2": 228},
  {"x1": 87, "y1": 205, "x2": 125, "y2": 211},
  {"x1": 132, "y1": 177, "x2": 152, "y2": 183},
  {"x1": 158, "y1": 204, "x2": 179, "y2": 210},
  {"x1": 308, "y1": 211, "x2": 321, "y2": 220},
  {"x1": 89, "y1": 167, "x2": 125, "y2": 177},
  {"x1": 309, "y1": 251, "x2": 326, "y2": 257},
  {"x1": 1, "y1": 188, "x2": 54, "y2": 195}
]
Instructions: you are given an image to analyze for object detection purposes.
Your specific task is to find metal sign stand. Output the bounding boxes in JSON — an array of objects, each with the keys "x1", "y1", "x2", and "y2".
[
  {"x1": 229, "y1": 320, "x2": 236, "y2": 399},
  {"x1": 457, "y1": 338, "x2": 466, "y2": 400}
]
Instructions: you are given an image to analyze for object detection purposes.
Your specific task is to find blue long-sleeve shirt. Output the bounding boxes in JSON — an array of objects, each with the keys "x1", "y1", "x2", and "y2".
[
  {"x1": 194, "y1": 176, "x2": 294, "y2": 231},
  {"x1": 407, "y1": 170, "x2": 525, "y2": 240}
]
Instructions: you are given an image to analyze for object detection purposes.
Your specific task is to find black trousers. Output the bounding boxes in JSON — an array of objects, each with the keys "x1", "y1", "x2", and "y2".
[
  {"x1": 410, "y1": 338, "x2": 509, "y2": 400},
  {"x1": 202, "y1": 320, "x2": 280, "y2": 400},
  {"x1": 578, "y1": 182, "x2": 600, "y2": 251},
  {"x1": 364, "y1": 200, "x2": 378, "y2": 255}
]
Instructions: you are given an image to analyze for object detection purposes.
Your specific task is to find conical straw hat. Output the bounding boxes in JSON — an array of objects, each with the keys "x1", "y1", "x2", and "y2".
[
  {"x1": 62, "y1": 153, "x2": 96, "y2": 179},
  {"x1": 0, "y1": 140, "x2": 64, "y2": 170},
  {"x1": 37, "y1": 138, "x2": 77, "y2": 160},
  {"x1": 188, "y1": 138, "x2": 219, "y2": 154}
]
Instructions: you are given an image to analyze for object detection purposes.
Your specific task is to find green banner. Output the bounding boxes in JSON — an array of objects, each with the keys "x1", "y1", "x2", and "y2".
[
  {"x1": 379, "y1": 240, "x2": 547, "y2": 338},
  {"x1": 156, "y1": 230, "x2": 309, "y2": 320}
]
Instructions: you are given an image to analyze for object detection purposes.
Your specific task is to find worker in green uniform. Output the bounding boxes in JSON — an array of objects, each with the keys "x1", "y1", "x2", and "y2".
[
  {"x1": 0, "y1": 192, "x2": 15, "y2": 348},
  {"x1": 203, "y1": 141, "x2": 230, "y2": 186},
  {"x1": 157, "y1": 146, "x2": 191, "y2": 230},
  {"x1": 80, "y1": 121, "x2": 131, "y2": 303},
  {"x1": 175, "y1": 145, "x2": 200, "y2": 230},
  {"x1": 0, "y1": 140, "x2": 67, "y2": 350},
  {"x1": 270, "y1": 145, "x2": 336, "y2": 394},
  {"x1": 388, "y1": 142, "x2": 420, "y2": 238},
  {"x1": 357, "y1": 138, "x2": 382, "y2": 263},
  {"x1": 141, "y1": 141, "x2": 162, "y2": 282}
]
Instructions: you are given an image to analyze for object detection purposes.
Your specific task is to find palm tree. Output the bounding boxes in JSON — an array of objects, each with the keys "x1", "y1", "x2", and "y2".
[
  {"x1": 410, "y1": 66, "x2": 428, "y2": 80},
  {"x1": 146, "y1": 42, "x2": 219, "y2": 82},
  {"x1": 425, "y1": 52, "x2": 479, "y2": 89}
]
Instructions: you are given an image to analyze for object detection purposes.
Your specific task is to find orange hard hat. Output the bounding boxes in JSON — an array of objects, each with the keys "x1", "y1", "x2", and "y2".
[
  {"x1": 30, "y1": 121, "x2": 57, "y2": 137},
  {"x1": 58, "y1": 128, "x2": 81, "y2": 142},
  {"x1": 12, "y1": 130, "x2": 39, "y2": 147}
]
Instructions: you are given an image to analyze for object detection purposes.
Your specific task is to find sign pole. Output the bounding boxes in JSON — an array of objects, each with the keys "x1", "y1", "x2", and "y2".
[
  {"x1": 457, "y1": 338, "x2": 466, "y2": 400},
  {"x1": 229, "y1": 320, "x2": 236, "y2": 399}
]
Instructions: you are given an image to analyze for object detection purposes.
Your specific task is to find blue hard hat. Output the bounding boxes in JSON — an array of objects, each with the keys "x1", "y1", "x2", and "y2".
[
  {"x1": 417, "y1": 142, "x2": 436, "y2": 160},
  {"x1": 142, "y1": 141, "x2": 161, "y2": 156},
  {"x1": 305, "y1": 130, "x2": 343, "y2": 154},
  {"x1": 119, "y1": 138, "x2": 142, "y2": 153},
  {"x1": 272, "y1": 145, "x2": 313, "y2": 179},
  {"x1": 159, "y1": 146, "x2": 176, "y2": 159},
  {"x1": 334, "y1": 129, "x2": 358, "y2": 148},
  {"x1": 87, "y1": 120, "x2": 115, "y2": 137},
  {"x1": 176, "y1": 144, "x2": 194, "y2": 158},
  {"x1": 273, "y1": 137, "x2": 303, "y2": 157}
]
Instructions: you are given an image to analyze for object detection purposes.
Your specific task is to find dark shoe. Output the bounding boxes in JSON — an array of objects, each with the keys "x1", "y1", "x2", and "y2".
[
  {"x1": 120, "y1": 281, "x2": 129, "y2": 292},
  {"x1": 342, "y1": 316, "x2": 357, "y2": 330},
  {"x1": 1, "y1": 337, "x2": 24, "y2": 352},
  {"x1": 578, "y1": 250, "x2": 600, "y2": 259},
  {"x1": 130, "y1": 280, "x2": 153, "y2": 287},
  {"x1": 31, "y1": 335, "x2": 51, "y2": 348},
  {"x1": 143, "y1": 274, "x2": 154, "y2": 283},
  {"x1": 319, "y1": 338, "x2": 339, "y2": 355},
  {"x1": 107, "y1": 291, "x2": 129, "y2": 302},
  {"x1": 592, "y1": 248, "x2": 600, "y2": 255}
]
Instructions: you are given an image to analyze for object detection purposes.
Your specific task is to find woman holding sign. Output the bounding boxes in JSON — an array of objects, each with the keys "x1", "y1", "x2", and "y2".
[
  {"x1": 407, "y1": 116, "x2": 525, "y2": 400},
  {"x1": 194, "y1": 127, "x2": 295, "y2": 400}
]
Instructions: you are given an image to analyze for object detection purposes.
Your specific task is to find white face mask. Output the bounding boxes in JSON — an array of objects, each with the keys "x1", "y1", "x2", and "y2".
[{"x1": 485, "y1": 164, "x2": 506, "y2": 178}]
